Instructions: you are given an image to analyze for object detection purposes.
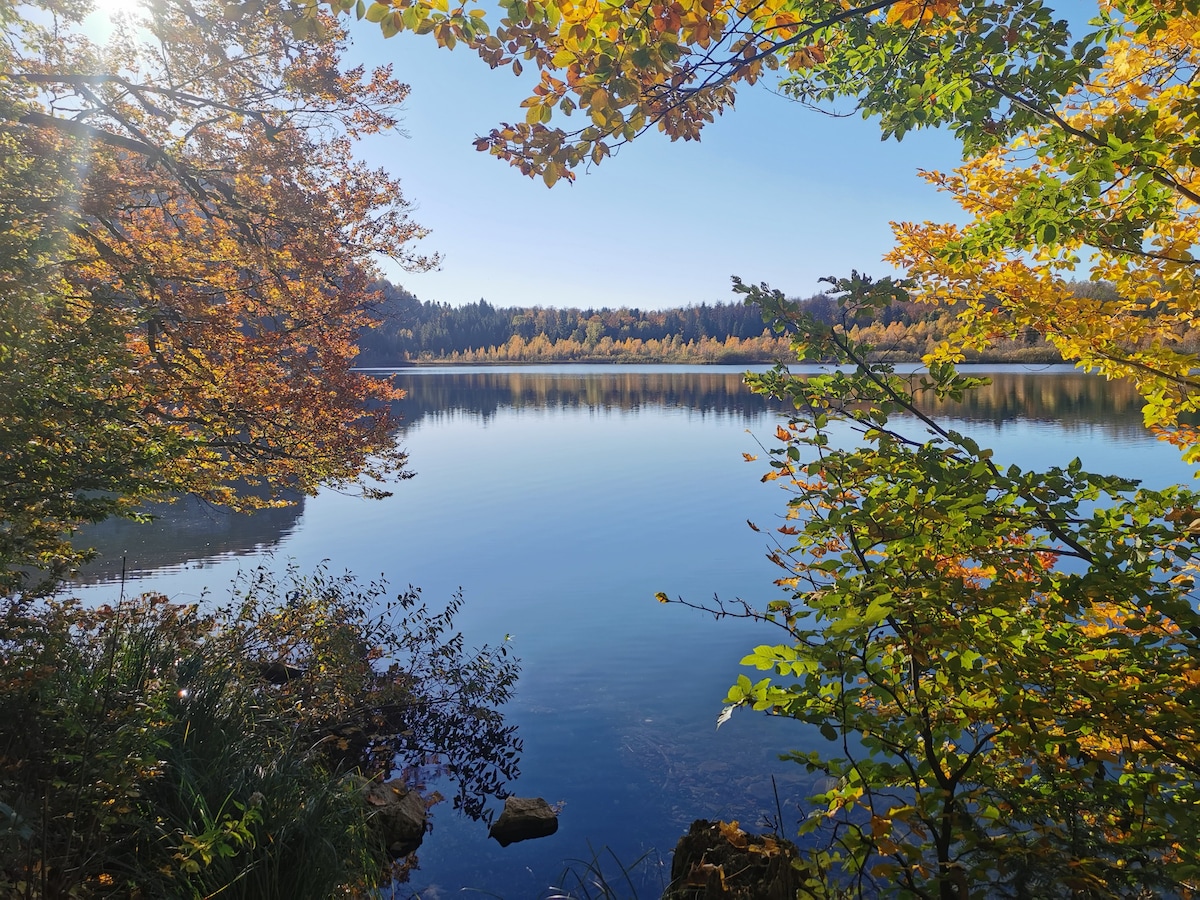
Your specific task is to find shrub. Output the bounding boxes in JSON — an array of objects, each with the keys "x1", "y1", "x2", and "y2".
[{"x1": 0, "y1": 565, "x2": 520, "y2": 898}]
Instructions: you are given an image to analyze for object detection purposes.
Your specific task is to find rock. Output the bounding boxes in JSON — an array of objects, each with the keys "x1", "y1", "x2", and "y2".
[
  {"x1": 663, "y1": 819, "x2": 802, "y2": 900},
  {"x1": 488, "y1": 796, "x2": 559, "y2": 847},
  {"x1": 364, "y1": 779, "x2": 427, "y2": 857}
]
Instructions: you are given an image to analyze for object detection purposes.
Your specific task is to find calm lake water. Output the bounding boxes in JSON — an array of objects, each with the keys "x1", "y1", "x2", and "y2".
[{"x1": 70, "y1": 364, "x2": 1194, "y2": 898}]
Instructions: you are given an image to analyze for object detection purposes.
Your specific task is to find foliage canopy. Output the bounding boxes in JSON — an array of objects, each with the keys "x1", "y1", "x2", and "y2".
[
  {"x1": 1, "y1": 0, "x2": 434, "y2": 593},
  {"x1": 329, "y1": 0, "x2": 1119, "y2": 182}
]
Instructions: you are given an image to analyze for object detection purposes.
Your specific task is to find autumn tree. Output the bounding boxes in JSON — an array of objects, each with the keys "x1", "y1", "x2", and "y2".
[
  {"x1": 886, "y1": 6, "x2": 1200, "y2": 456},
  {"x1": 321, "y1": 0, "x2": 1091, "y2": 184},
  {"x1": 0, "y1": 110, "x2": 175, "y2": 594},
  {"x1": 663, "y1": 277, "x2": 1200, "y2": 897},
  {"x1": 0, "y1": 0, "x2": 435, "y2": 593}
]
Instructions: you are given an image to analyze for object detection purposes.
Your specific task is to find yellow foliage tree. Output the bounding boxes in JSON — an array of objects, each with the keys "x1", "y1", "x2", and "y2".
[{"x1": 887, "y1": 7, "x2": 1200, "y2": 455}]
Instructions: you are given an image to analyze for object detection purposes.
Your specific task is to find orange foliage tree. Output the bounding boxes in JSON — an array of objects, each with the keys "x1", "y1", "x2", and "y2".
[{"x1": 1, "y1": 0, "x2": 435, "y2": 592}]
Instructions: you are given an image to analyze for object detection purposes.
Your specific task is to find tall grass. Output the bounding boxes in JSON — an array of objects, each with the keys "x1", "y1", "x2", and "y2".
[{"x1": 546, "y1": 844, "x2": 668, "y2": 900}]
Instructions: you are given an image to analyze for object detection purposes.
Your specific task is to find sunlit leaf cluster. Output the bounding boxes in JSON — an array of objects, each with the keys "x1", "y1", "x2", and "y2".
[{"x1": 887, "y1": 4, "x2": 1200, "y2": 456}]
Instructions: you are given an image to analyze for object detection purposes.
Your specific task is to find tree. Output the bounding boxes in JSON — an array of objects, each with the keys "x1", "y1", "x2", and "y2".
[
  {"x1": 326, "y1": 0, "x2": 1091, "y2": 184},
  {"x1": 885, "y1": 8, "x2": 1200, "y2": 456},
  {"x1": 1, "y1": 0, "x2": 435, "y2": 593},
  {"x1": 0, "y1": 118, "x2": 176, "y2": 594},
  {"x1": 662, "y1": 276, "x2": 1200, "y2": 897}
]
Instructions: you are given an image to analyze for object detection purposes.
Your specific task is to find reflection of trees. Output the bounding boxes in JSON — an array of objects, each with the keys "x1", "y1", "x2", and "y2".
[
  {"x1": 927, "y1": 370, "x2": 1147, "y2": 437},
  {"x1": 390, "y1": 367, "x2": 1149, "y2": 435},
  {"x1": 74, "y1": 369, "x2": 1151, "y2": 583},
  {"x1": 73, "y1": 493, "x2": 304, "y2": 585},
  {"x1": 390, "y1": 369, "x2": 780, "y2": 425}
]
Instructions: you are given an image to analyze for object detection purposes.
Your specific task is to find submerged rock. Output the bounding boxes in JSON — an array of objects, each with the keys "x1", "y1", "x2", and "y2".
[
  {"x1": 364, "y1": 779, "x2": 427, "y2": 857},
  {"x1": 488, "y1": 796, "x2": 559, "y2": 846},
  {"x1": 664, "y1": 819, "x2": 801, "y2": 899}
]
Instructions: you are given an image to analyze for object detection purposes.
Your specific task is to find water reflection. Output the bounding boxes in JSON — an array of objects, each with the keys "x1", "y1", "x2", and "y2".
[
  {"x1": 935, "y1": 367, "x2": 1147, "y2": 431},
  {"x1": 74, "y1": 366, "x2": 1150, "y2": 585},
  {"x1": 388, "y1": 364, "x2": 1148, "y2": 431},
  {"x1": 387, "y1": 367, "x2": 779, "y2": 424},
  {"x1": 74, "y1": 493, "x2": 303, "y2": 585}
]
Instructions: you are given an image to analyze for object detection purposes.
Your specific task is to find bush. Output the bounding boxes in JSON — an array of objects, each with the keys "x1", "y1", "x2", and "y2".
[
  {"x1": 0, "y1": 565, "x2": 520, "y2": 898},
  {"x1": 693, "y1": 279, "x2": 1200, "y2": 898}
]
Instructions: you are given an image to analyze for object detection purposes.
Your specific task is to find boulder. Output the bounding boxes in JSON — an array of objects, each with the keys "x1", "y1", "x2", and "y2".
[
  {"x1": 488, "y1": 796, "x2": 559, "y2": 847},
  {"x1": 364, "y1": 779, "x2": 427, "y2": 857},
  {"x1": 663, "y1": 819, "x2": 801, "y2": 900}
]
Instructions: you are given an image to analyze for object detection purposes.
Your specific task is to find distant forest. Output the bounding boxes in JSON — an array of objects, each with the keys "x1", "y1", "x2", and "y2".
[{"x1": 356, "y1": 280, "x2": 1073, "y2": 365}]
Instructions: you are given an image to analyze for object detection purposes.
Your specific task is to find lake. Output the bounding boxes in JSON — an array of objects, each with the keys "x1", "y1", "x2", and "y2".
[{"x1": 69, "y1": 364, "x2": 1193, "y2": 898}]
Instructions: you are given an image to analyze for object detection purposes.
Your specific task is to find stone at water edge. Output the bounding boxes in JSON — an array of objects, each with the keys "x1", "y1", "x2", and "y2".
[
  {"x1": 663, "y1": 819, "x2": 801, "y2": 900},
  {"x1": 488, "y1": 796, "x2": 559, "y2": 846},
  {"x1": 364, "y1": 779, "x2": 427, "y2": 857}
]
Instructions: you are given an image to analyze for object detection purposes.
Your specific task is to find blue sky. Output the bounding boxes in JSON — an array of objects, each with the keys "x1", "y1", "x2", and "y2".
[
  {"x1": 347, "y1": 26, "x2": 969, "y2": 310},
  {"x1": 83, "y1": 4, "x2": 971, "y2": 311}
]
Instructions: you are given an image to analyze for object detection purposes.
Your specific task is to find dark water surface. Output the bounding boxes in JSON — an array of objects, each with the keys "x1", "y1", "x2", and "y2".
[{"x1": 70, "y1": 365, "x2": 1192, "y2": 898}]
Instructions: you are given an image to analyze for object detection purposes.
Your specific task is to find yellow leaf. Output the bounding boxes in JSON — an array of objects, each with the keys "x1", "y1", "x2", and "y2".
[
  {"x1": 717, "y1": 820, "x2": 748, "y2": 849},
  {"x1": 886, "y1": 0, "x2": 958, "y2": 27}
]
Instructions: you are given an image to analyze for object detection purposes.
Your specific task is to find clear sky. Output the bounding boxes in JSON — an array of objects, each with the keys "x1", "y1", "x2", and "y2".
[
  {"x1": 345, "y1": 26, "x2": 969, "y2": 310},
  {"x1": 82, "y1": 4, "x2": 970, "y2": 311}
]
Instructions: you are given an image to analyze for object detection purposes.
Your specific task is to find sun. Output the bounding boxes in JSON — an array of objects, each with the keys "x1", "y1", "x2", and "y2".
[
  {"x1": 89, "y1": 0, "x2": 145, "y2": 22},
  {"x1": 83, "y1": 0, "x2": 144, "y2": 37}
]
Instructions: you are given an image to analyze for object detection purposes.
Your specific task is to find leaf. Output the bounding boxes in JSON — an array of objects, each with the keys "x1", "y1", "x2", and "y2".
[{"x1": 716, "y1": 705, "x2": 734, "y2": 729}]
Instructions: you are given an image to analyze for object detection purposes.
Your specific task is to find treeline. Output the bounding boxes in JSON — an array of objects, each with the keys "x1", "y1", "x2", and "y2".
[
  {"x1": 355, "y1": 280, "x2": 1071, "y2": 365},
  {"x1": 356, "y1": 281, "x2": 787, "y2": 364}
]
